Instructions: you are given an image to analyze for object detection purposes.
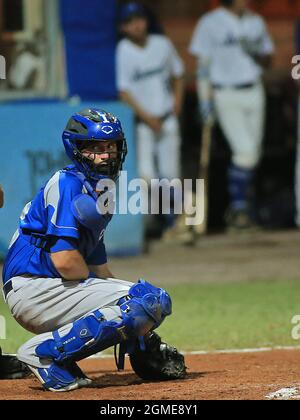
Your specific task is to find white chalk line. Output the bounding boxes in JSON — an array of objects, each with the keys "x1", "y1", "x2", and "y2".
[
  {"x1": 266, "y1": 387, "x2": 300, "y2": 400},
  {"x1": 88, "y1": 344, "x2": 300, "y2": 359},
  {"x1": 187, "y1": 345, "x2": 300, "y2": 355},
  {"x1": 5, "y1": 345, "x2": 300, "y2": 360},
  {"x1": 6, "y1": 345, "x2": 300, "y2": 360}
]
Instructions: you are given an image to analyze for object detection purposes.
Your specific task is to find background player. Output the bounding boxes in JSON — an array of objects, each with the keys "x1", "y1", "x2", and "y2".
[
  {"x1": 0, "y1": 185, "x2": 29, "y2": 380},
  {"x1": 116, "y1": 2, "x2": 185, "y2": 237},
  {"x1": 1, "y1": 109, "x2": 185, "y2": 392},
  {"x1": 189, "y1": 0, "x2": 274, "y2": 231}
]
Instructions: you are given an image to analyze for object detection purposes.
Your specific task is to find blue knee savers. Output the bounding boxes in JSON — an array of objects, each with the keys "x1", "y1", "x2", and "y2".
[
  {"x1": 36, "y1": 280, "x2": 172, "y2": 363},
  {"x1": 121, "y1": 279, "x2": 172, "y2": 330}
]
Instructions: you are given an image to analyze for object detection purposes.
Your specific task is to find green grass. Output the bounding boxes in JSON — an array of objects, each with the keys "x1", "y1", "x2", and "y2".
[
  {"x1": 158, "y1": 279, "x2": 300, "y2": 351},
  {"x1": 1, "y1": 279, "x2": 300, "y2": 353},
  {"x1": 0, "y1": 298, "x2": 34, "y2": 353}
]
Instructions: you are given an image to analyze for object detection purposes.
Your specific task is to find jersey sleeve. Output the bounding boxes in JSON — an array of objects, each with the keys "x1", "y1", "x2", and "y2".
[
  {"x1": 116, "y1": 42, "x2": 132, "y2": 92},
  {"x1": 44, "y1": 172, "x2": 82, "y2": 240},
  {"x1": 167, "y1": 39, "x2": 185, "y2": 77},
  {"x1": 258, "y1": 18, "x2": 274, "y2": 56},
  {"x1": 189, "y1": 17, "x2": 213, "y2": 60},
  {"x1": 86, "y1": 239, "x2": 108, "y2": 266},
  {"x1": 49, "y1": 237, "x2": 79, "y2": 253}
]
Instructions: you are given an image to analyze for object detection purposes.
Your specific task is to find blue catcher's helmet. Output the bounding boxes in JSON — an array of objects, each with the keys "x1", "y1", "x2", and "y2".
[{"x1": 62, "y1": 109, "x2": 127, "y2": 181}]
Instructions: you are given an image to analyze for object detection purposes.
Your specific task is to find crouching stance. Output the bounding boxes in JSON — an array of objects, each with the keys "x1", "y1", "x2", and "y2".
[{"x1": 2, "y1": 109, "x2": 186, "y2": 392}]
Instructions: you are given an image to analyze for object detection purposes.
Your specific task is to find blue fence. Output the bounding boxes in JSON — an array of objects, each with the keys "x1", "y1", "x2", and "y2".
[
  {"x1": 0, "y1": 100, "x2": 143, "y2": 258},
  {"x1": 60, "y1": 0, "x2": 117, "y2": 100}
]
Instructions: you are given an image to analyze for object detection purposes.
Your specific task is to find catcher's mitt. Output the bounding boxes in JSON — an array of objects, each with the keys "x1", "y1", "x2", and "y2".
[
  {"x1": 129, "y1": 332, "x2": 187, "y2": 381},
  {"x1": 0, "y1": 350, "x2": 30, "y2": 380}
]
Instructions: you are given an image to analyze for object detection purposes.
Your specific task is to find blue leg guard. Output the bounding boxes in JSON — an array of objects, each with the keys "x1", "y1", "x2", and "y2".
[{"x1": 36, "y1": 280, "x2": 172, "y2": 365}]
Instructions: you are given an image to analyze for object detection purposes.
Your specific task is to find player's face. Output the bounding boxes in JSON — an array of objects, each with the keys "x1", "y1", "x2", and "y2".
[
  {"x1": 81, "y1": 141, "x2": 118, "y2": 165},
  {"x1": 121, "y1": 16, "x2": 148, "y2": 43},
  {"x1": 232, "y1": 0, "x2": 249, "y2": 13}
]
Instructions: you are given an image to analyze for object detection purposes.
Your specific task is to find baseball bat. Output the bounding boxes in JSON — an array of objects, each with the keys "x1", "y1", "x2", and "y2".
[
  {"x1": 193, "y1": 118, "x2": 213, "y2": 236},
  {"x1": 173, "y1": 118, "x2": 213, "y2": 245}
]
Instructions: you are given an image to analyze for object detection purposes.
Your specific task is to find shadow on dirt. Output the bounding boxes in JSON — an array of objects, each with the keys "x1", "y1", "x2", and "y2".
[
  {"x1": 27, "y1": 371, "x2": 214, "y2": 393},
  {"x1": 86, "y1": 371, "x2": 209, "y2": 389}
]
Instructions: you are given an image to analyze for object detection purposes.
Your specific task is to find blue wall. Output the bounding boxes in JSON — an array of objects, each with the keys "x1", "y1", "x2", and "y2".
[
  {"x1": 0, "y1": 101, "x2": 143, "y2": 258},
  {"x1": 60, "y1": 0, "x2": 117, "y2": 100}
]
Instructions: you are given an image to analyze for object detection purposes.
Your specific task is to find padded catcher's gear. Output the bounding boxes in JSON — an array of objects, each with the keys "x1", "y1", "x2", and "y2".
[
  {"x1": 129, "y1": 332, "x2": 187, "y2": 381},
  {"x1": 62, "y1": 108, "x2": 127, "y2": 182}
]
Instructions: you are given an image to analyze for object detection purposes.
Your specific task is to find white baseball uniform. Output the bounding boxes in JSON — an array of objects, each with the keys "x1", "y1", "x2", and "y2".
[
  {"x1": 189, "y1": 7, "x2": 274, "y2": 169},
  {"x1": 116, "y1": 34, "x2": 184, "y2": 181}
]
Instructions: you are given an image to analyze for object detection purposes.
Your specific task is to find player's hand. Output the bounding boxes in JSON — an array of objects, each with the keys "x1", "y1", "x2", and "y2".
[
  {"x1": 173, "y1": 98, "x2": 183, "y2": 117},
  {"x1": 0, "y1": 186, "x2": 4, "y2": 208},
  {"x1": 200, "y1": 100, "x2": 214, "y2": 124},
  {"x1": 142, "y1": 114, "x2": 162, "y2": 133}
]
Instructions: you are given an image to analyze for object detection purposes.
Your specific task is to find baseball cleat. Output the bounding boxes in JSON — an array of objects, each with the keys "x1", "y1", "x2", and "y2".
[
  {"x1": 65, "y1": 361, "x2": 93, "y2": 386},
  {"x1": 226, "y1": 208, "x2": 259, "y2": 232},
  {"x1": 27, "y1": 362, "x2": 92, "y2": 392},
  {"x1": 0, "y1": 349, "x2": 31, "y2": 380}
]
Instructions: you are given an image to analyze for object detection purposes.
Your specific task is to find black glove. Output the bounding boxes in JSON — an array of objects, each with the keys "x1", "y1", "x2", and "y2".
[
  {"x1": 0, "y1": 349, "x2": 30, "y2": 380},
  {"x1": 129, "y1": 332, "x2": 187, "y2": 381}
]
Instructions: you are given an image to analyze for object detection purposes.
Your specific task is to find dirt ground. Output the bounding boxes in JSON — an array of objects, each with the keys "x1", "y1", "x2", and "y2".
[{"x1": 0, "y1": 350, "x2": 300, "y2": 400}]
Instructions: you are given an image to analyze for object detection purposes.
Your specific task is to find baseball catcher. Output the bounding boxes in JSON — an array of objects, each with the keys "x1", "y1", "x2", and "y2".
[{"x1": 1, "y1": 109, "x2": 186, "y2": 391}]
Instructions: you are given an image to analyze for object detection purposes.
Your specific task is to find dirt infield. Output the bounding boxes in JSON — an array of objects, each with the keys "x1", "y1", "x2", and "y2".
[{"x1": 1, "y1": 349, "x2": 300, "y2": 400}]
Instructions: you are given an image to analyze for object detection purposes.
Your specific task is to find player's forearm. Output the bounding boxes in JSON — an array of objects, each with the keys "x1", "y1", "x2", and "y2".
[
  {"x1": 51, "y1": 249, "x2": 89, "y2": 281},
  {"x1": 119, "y1": 90, "x2": 149, "y2": 122},
  {"x1": 173, "y1": 76, "x2": 184, "y2": 116},
  {"x1": 88, "y1": 264, "x2": 114, "y2": 279}
]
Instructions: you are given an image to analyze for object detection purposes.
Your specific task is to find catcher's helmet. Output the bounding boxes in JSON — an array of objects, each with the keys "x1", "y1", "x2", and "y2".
[{"x1": 62, "y1": 109, "x2": 127, "y2": 182}]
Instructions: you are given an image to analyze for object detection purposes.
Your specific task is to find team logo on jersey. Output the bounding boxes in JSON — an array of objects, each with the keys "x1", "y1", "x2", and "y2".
[
  {"x1": 101, "y1": 125, "x2": 114, "y2": 134},
  {"x1": 122, "y1": 304, "x2": 130, "y2": 314},
  {"x1": 223, "y1": 34, "x2": 239, "y2": 46},
  {"x1": 79, "y1": 329, "x2": 89, "y2": 338}
]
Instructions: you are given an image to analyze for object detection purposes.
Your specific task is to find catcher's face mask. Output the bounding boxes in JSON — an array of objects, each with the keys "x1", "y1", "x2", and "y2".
[
  {"x1": 74, "y1": 138, "x2": 127, "y2": 181},
  {"x1": 62, "y1": 108, "x2": 128, "y2": 182}
]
